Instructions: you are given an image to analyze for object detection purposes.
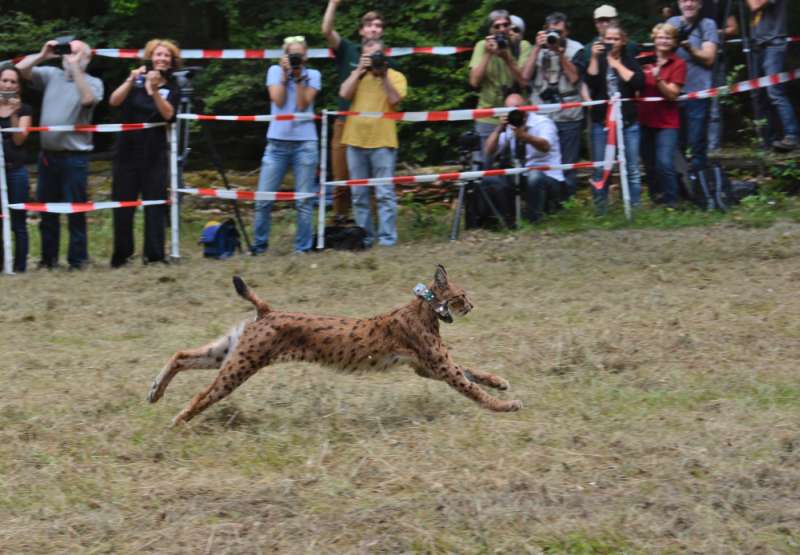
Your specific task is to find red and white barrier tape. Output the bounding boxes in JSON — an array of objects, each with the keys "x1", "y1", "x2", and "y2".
[
  {"x1": 681, "y1": 67, "x2": 800, "y2": 99},
  {"x1": 92, "y1": 46, "x2": 471, "y2": 60},
  {"x1": 325, "y1": 161, "x2": 606, "y2": 188},
  {"x1": 641, "y1": 35, "x2": 800, "y2": 48},
  {"x1": 331, "y1": 100, "x2": 608, "y2": 122},
  {"x1": 176, "y1": 113, "x2": 319, "y2": 122},
  {"x1": 0, "y1": 122, "x2": 166, "y2": 133},
  {"x1": 9, "y1": 200, "x2": 167, "y2": 213},
  {"x1": 179, "y1": 188, "x2": 317, "y2": 201}
]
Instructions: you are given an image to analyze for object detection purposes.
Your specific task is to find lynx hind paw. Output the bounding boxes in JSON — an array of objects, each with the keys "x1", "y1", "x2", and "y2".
[{"x1": 147, "y1": 379, "x2": 161, "y2": 403}]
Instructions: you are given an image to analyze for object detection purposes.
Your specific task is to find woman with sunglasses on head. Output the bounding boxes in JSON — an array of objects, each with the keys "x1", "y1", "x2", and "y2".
[
  {"x1": 0, "y1": 64, "x2": 32, "y2": 272},
  {"x1": 251, "y1": 36, "x2": 320, "y2": 255},
  {"x1": 108, "y1": 39, "x2": 181, "y2": 268},
  {"x1": 585, "y1": 23, "x2": 644, "y2": 215},
  {"x1": 640, "y1": 24, "x2": 686, "y2": 208}
]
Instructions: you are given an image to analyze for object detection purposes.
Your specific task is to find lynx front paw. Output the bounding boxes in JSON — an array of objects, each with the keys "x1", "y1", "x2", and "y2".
[{"x1": 504, "y1": 399, "x2": 522, "y2": 411}]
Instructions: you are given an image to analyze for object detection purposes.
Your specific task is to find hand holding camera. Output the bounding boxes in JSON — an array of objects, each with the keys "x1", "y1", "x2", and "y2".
[{"x1": 0, "y1": 91, "x2": 21, "y2": 112}]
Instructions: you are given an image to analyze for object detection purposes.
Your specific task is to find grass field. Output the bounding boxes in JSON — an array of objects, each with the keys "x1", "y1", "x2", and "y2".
[{"x1": 2, "y1": 206, "x2": 799, "y2": 553}]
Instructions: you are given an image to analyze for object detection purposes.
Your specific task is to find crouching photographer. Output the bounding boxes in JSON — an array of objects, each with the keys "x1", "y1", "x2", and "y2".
[
  {"x1": 483, "y1": 93, "x2": 566, "y2": 224},
  {"x1": 108, "y1": 39, "x2": 181, "y2": 267}
]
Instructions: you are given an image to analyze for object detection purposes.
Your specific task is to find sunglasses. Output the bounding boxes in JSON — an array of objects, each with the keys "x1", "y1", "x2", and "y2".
[
  {"x1": 283, "y1": 35, "x2": 306, "y2": 45},
  {"x1": 510, "y1": 26, "x2": 522, "y2": 33}
]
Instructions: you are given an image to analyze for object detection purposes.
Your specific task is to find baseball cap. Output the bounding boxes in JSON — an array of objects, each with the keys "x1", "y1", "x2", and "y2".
[
  {"x1": 509, "y1": 15, "x2": 526, "y2": 34},
  {"x1": 593, "y1": 4, "x2": 619, "y2": 19}
]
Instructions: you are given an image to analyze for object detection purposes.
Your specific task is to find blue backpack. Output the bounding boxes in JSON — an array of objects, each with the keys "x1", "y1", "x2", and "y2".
[{"x1": 200, "y1": 219, "x2": 240, "y2": 259}]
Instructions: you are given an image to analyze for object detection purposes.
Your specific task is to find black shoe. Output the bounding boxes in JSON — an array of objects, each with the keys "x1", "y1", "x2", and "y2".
[
  {"x1": 37, "y1": 260, "x2": 58, "y2": 271},
  {"x1": 68, "y1": 261, "x2": 88, "y2": 272}
]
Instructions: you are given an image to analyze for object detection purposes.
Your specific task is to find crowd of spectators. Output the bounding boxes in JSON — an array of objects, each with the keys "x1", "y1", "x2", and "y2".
[{"x1": 0, "y1": 0, "x2": 797, "y2": 269}]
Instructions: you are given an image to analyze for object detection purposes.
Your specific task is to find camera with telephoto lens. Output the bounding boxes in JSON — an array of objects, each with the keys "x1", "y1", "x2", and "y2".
[
  {"x1": 369, "y1": 51, "x2": 387, "y2": 71},
  {"x1": 602, "y1": 42, "x2": 614, "y2": 55},
  {"x1": 53, "y1": 35, "x2": 74, "y2": 56},
  {"x1": 507, "y1": 109, "x2": 527, "y2": 128},
  {"x1": 545, "y1": 30, "x2": 566, "y2": 48},
  {"x1": 288, "y1": 53, "x2": 304, "y2": 69},
  {"x1": 493, "y1": 33, "x2": 509, "y2": 50}
]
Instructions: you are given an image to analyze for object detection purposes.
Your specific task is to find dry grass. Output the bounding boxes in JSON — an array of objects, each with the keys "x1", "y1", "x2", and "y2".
[{"x1": 1, "y1": 222, "x2": 799, "y2": 554}]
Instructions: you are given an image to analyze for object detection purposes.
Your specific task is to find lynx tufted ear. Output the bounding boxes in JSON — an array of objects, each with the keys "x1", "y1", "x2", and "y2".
[{"x1": 434, "y1": 264, "x2": 448, "y2": 289}]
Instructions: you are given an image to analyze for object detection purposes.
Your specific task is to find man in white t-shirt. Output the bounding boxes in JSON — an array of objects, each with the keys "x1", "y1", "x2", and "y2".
[{"x1": 484, "y1": 93, "x2": 565, "y2": 223}]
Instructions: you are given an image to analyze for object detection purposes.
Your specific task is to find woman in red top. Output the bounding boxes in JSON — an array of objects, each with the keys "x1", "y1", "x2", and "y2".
[{"x1": 640, "y1": 23, "x2": 686, "y2": 207}]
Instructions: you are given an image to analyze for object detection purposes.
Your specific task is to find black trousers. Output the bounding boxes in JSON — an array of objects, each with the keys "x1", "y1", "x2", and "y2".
[{"x1": 111, "y1": 157, "x2": 168, "y2": 266}]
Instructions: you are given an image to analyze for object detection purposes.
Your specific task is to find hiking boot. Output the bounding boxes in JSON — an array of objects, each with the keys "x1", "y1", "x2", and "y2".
[{"x1": 772, "y1": 136, "x2": 799, "y2": 152}]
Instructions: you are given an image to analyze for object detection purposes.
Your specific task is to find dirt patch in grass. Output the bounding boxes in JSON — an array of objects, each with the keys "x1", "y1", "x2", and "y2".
[{"x1": 2, "y1": 223, "x2": 799, "y2": 553}]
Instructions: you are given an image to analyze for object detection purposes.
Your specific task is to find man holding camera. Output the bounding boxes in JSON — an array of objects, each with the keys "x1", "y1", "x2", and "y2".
[
  {"x1": 667, "y1": 0, "x2": 719, "y2": 172},
  {"x1": 468, "y1": 9, "x2": 531, "y2": 165},
  {"x1": 746, "y1": 0, "x2": 798, "y2": 151},
  {"x1": 339, "y1": 39, "x2": 407, "y2": 248},
  {"x1": 252, "y1": 36, "x2": 321, "y2": 255},
  {"x1": 484, "y1": 93, "x2": 566, "y2": 224},
  {"x1": 522, "y1": 12, "x2": 585, "y2": 199},
  {"x1": 16, "y1": 39, "x2": 103, "y2": 271},
  {"x1": 322, "y1": 1, "x2": 386, "y2": 224}
]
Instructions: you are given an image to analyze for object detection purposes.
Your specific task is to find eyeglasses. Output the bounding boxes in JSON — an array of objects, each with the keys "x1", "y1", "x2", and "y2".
[
  {"x1": 283, "y1": 35, "x2": 306, "y2": 45},
  {"x1": 491, "y1": 21, "x2": 510, "y2": 29}
]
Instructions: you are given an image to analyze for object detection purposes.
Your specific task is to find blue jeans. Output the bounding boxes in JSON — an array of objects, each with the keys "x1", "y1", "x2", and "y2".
[
  {"x1": 346, "y1": 146, "x2": 397, "y2": 247},
  {"x1": 1, "y1": 165, "x2": 30, "y2": 272},
  {"x1": 754, "y1": 43, "x2": 799, "y2": 141},
  {"x1": 641, "y1": 126, "x2": 680, "y2": 206},
  {"x1": 253, "y1": 139, "x2": 319, "y2": 253},
  {"x1": 524, "y1": 171, "x2": 566, "y2": 223},
  {"x1": 591, "y1": 121, "x2": 641, "y2": 213},
  {"x1": 680, "y1": 98, "x2": 710, "y2": 172},
  {"x1": 36, "y1": 152, "x2": 89, "y2": 268},
  {"x1": 556, "y1": 120, "x2": 583, "y2": 197}
]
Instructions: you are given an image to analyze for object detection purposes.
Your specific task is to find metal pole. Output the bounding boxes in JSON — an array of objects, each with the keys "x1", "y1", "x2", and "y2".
[
  {"x1": 169, "y1": 123, "x2": 180, "y2": 259},
  {"x1": 613, "y1": 95, "x2": 631, "y2": 221},
  {"x1": 0, "y1": 143, "x2": 13, "y2": 275},
  {"x1": 316, "y1": 110, "x2": 329, "y2": 250}
]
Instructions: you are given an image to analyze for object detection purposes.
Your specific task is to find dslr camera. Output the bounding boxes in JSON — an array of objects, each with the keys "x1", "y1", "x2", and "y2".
[
  {"x1": 506, "y1": 109, "x2": 527, "y2": 128},
  {"x1": 545, "y1": 29, "x2": 566, "y2": 48},
  {"x1": 53, "y1": 35, "x2": 74, "y2": 56},
  {"x1": 538, "y1": 85, "x2": 562, "y2": 104},
  {"x1": 493, "y1": 33, "x2": 509, "y2": 50},
  {"x1": 288, "y1": 52, "x2": 304, "y2": 69},
  {"x1": 369, "y1": 51, "x2": 387, "y2": 71},
  {"x1": 677, "y1": 23, "x2": 695, "y2": 44},
  {"x1": 144, "y1": 59, "x2": 172, "y2": 79}
]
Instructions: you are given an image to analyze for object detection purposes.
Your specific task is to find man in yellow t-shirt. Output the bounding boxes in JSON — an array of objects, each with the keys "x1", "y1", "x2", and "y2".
[{"x1": 340, "y1": 38, "x2": 407, "y2": 247}]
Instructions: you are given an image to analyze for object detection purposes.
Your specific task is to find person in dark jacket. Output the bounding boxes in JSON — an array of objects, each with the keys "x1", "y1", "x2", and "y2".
[
  {"x1": 585, "y1": 23, "x2": 644, "y2": 214},
  {"x1": 108, "y1": 39, "x2": 180, "y2": 267}
]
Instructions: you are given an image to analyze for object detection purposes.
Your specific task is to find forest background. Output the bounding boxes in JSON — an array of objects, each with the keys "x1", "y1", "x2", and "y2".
[{"x1": 1, "y1": 0, "x2": 799, "y2": 168}]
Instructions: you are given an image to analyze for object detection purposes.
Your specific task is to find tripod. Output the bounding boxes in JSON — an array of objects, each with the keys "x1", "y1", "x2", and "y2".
[
  {"x1": 174, "y1": 68, "x2": 253, "y2": 252},
  {"x1": 450, "y1": 140, "x2": 512, "y2": 241}
]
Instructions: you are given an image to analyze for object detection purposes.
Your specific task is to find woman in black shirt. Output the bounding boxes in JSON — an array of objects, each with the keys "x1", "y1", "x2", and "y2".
[
  {"x1": 585, "y1": 24, "x2": 644, "y2": 214},
  {"x1": 0, "y1": 64, "x2": 33, "y2": 272},
  {"x1": 108, "y1": 39, "x2": 180, "y2": 267}
]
